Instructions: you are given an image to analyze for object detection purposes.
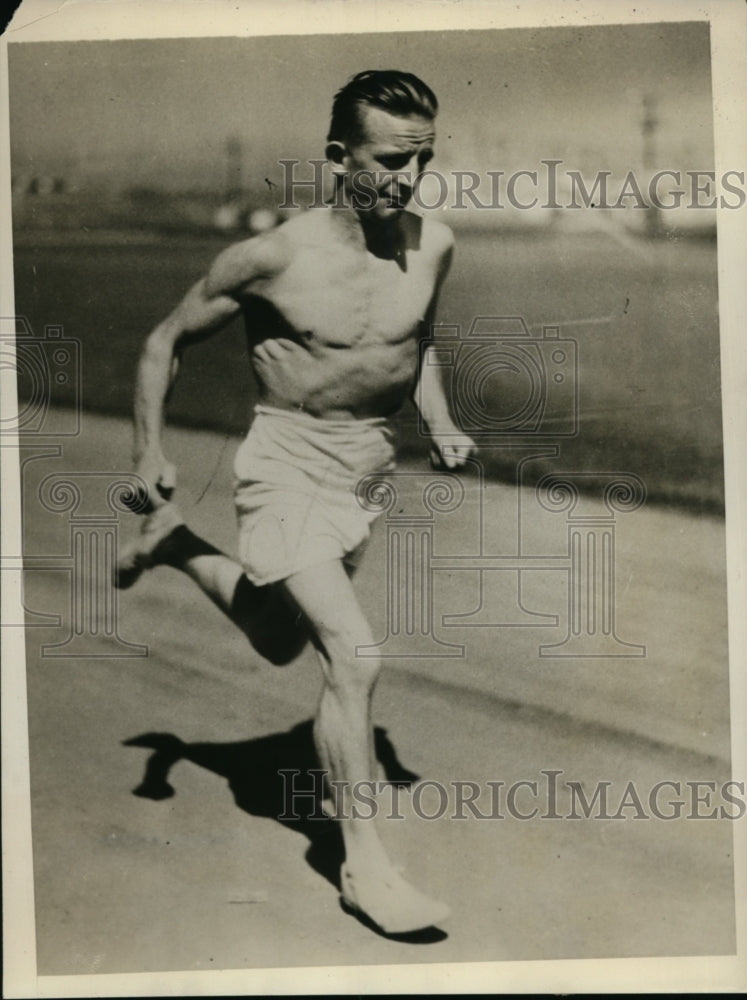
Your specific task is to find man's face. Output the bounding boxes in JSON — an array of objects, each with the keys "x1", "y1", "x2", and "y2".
[{"x1": 339, "y1": 105, "x2": 436, "y2": 220}]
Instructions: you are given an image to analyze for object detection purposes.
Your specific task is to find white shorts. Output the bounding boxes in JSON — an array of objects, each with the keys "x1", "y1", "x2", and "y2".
[{"x1": 233, "y1": 405, "x2": 396, "y2": 586}]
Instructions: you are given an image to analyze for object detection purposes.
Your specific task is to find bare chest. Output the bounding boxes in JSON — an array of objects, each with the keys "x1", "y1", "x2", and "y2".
[{"x1": 249, "y1": 245, "x2": 437, "y2": 348}]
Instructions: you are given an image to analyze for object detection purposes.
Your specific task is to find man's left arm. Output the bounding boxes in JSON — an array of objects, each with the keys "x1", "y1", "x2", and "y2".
[{"x1": 413, "y1": 237, "x2": 476, "y2": 470}]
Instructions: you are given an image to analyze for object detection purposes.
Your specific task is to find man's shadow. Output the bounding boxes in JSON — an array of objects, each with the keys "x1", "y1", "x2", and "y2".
[{"x1": 124, "y1": 720, "x2": 446, "y2": 942}]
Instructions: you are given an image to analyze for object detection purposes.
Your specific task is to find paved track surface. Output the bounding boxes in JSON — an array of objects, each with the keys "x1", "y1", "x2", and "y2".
[{"x1": 18, "y1": 411, "x2": 736, "y2": 975}]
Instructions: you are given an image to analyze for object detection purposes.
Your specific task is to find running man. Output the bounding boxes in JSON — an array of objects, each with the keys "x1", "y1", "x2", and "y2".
[{"x1": 117, "y1": 70, "x2": 475, "y2": 935}]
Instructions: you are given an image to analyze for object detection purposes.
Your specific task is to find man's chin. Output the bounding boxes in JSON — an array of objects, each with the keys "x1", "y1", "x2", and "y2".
[
  {"x1": 354, "y1": 201, "x2": 410, "y2": 226},
  {"x1": 372, "y1": 202, "x2": 408, "y2": 220}
]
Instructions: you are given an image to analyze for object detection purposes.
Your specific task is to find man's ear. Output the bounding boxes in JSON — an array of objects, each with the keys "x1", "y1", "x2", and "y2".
[{"x1": 326, "y1": 140, "x2": 348, "y2": 175}]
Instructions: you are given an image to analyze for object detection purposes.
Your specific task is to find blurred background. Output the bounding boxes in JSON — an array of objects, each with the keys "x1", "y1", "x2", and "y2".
[{"x1": 8, "y1": 22, "x2": 723, "y2": 511}]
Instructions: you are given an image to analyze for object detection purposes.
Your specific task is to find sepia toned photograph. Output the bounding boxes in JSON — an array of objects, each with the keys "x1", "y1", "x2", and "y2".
[{"x1": 2, "y1": 0, "x2": 745, "y2": 994}]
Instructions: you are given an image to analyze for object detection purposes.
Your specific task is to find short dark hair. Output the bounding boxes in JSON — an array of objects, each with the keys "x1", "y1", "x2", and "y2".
[{"x1": 327, "y1": 70, "x2": 438, "y2": 145}]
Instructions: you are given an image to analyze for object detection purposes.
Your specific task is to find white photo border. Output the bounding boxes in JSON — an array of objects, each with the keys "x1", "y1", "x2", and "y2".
[{"x1": 2, "y1": 1, "x2": 745, "y2": 995}]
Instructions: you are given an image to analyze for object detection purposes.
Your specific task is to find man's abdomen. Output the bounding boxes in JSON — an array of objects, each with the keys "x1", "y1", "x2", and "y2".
[{"x1": 253, "y1": 339, "x2": 419, "y2": 420}]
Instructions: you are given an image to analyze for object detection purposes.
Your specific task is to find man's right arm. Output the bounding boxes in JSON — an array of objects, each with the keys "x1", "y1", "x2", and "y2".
[
  {"x1": 132, "y1": 230, "x2": 287, "y2": 508},
  {"x1": 132, "y1": 275, "x2": 241, "y2": 507}
]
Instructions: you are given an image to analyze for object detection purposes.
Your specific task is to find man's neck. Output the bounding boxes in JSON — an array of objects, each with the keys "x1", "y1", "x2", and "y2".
[{"x1": 325, "y1": 200, "x2": 405, "y2": 260}]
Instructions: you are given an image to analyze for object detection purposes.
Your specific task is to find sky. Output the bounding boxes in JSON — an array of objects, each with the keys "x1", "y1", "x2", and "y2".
[{"x1": 7, "y1": 21, "x2": 714, "y2": 193}]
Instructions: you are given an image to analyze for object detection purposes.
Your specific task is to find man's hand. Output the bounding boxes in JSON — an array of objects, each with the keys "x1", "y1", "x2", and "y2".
[
  {"x1": 252, "y1": 337, "x2": 311, "y2": 406},
  {"x1": 428, "y1": 431, "x2": 477, "y2": 470},
  {"x1": 129, "y1": 449, "x2": 177, "y2": 513}
]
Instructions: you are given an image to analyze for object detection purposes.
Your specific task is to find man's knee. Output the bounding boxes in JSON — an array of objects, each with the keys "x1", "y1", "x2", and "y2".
[{"x1": 321, "y1": 627, "x2": 381, "y2": 692}]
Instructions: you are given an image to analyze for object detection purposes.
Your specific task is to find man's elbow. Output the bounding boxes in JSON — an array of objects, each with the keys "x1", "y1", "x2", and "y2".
[{"x1": 142, "y1": 316, "x2": 183, "y2": 362}]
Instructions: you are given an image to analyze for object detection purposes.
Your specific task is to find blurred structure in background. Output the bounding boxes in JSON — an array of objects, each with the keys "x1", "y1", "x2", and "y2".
[
  {"x1": 11, "y1": 127, "x2": 283, "y2": 237},
  {"x1": 642, "y1": 93, "x2": 660, "y2": 240}
]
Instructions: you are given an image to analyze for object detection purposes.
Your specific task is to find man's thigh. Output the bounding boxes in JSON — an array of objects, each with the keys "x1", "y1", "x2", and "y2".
[
  {"x1": 235, "y1": 575, "x2": 310, "y2": 666},
  {"x1": 280, "y1": 558, "x2": 375, "y2": 661}
]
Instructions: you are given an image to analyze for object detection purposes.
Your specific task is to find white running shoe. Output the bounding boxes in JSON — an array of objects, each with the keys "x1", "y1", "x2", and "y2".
[{"x1": 340, "y1": 864, "x2": 451, "y2": 935}]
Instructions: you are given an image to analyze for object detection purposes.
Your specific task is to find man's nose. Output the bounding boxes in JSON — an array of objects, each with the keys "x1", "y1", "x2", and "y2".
[
  {"x1": 393, "y1": 158, "x2": 421, "y2": 189},
  {"x1": 394, "y1": 173, "x2": 413, "y2": 194},
  {"x1": 408, "y1": 153, "x2": 425, "y2": 179}
]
